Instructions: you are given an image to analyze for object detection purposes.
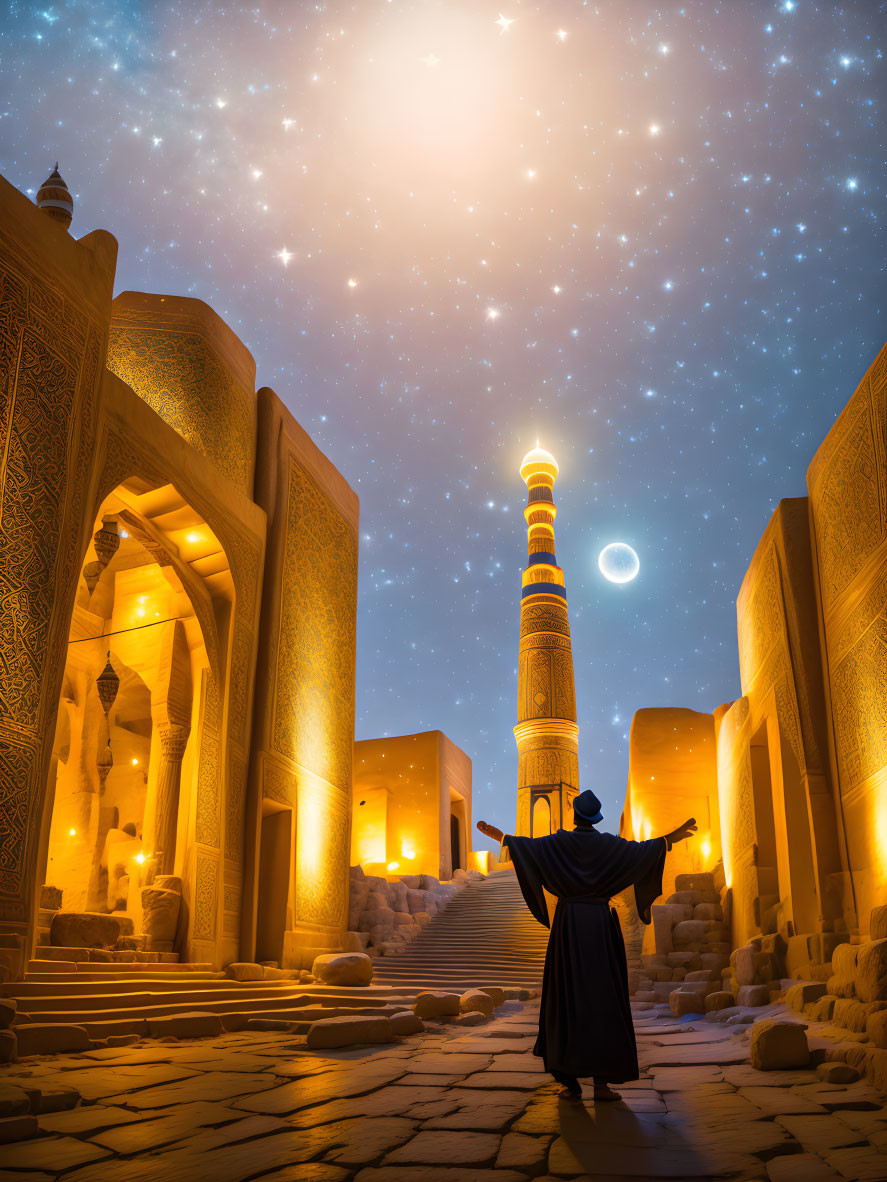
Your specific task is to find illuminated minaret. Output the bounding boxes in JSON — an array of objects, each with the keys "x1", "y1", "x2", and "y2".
[{"x1": 514, "y1": 446, "x2": 580, "y2": 837}]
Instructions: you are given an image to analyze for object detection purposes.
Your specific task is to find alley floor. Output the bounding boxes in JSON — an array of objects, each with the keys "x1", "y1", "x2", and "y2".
[{"x1": 1, "y1": 999, "x2": 886, "y2": 1182}]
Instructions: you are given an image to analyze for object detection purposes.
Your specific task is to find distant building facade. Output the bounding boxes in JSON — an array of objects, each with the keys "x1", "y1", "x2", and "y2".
[
  {"x1": 0, "y1": 170, "x2": 358, "y2": 977},
  {"x1": 622, "y1": 344, "x2": 887, "y2": 955}
]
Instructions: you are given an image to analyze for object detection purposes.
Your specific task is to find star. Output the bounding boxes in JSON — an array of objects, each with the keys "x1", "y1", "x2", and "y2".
[
  {"x1": 276, "y1": 247, "x2": 294, "y2": 267},
  {"x1": 495, "y1": 13, "x2": 515, "y2": 33}
]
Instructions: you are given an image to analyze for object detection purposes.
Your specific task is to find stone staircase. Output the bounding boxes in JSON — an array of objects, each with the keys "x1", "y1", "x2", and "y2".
[{"x1": 372, "y1": 867, "x2": 549, "y2": 992}]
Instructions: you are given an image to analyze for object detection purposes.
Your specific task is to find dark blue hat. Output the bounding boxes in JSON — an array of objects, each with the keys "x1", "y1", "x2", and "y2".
[{"x1": 572, "y1": 789, "x2": 603, "y2": 825}]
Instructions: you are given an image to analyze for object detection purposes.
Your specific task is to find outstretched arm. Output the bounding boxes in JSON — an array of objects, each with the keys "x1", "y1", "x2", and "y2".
[
  {"x1": 477, "y1": 820, "x2": 504, "y2": 844},
  {"x1": 661, "y1": 816, "x2": 697, "y2": 850}
]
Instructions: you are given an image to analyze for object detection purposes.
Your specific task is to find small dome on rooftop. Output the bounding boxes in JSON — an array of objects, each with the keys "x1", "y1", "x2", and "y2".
[
  {"x1": 36, "y1": 164, "x2": 73, "y2": 231},
  {"x1": 520, "y1": 444, "x2": 559, "y2": 481}
]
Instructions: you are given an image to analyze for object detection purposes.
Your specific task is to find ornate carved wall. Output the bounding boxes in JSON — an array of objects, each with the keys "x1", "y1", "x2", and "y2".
[
  {"x1": 808, "y1": 342, "x2": 887, "y2": 932},
  {"x1": 106, "y1": 293, "x2": 257, "y2": 497},
  {"x1": 0, "y1": 176, "x2": 117, "y2": 973},
  {"x1": 245, "y1": 388, "x2": 358, "y2": 968}
]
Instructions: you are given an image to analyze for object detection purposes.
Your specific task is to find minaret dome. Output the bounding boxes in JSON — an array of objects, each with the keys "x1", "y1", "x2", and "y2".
[{"x1": 36, "y1": 164, "x2": 73, "y2": 231}]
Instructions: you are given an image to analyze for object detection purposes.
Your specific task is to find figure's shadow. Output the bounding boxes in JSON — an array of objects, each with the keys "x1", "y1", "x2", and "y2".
[{"x1": 556, "y1": 1094, "x2": 713, "y2": 1178}]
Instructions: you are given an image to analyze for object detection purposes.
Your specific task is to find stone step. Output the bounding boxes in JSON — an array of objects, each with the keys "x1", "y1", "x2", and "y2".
[
  {"x1": 23, "y1": 971, "x2": 225, "y2": 984},
  {"x1": 32, "y1": 946, "x2": 180, "y2": 963},
  {"x1": 26, "y1": 959, "x2": 210, "y2": 974},
  {"x1": 5, "y1": 980, "x2": 305, "y2": 1003}
]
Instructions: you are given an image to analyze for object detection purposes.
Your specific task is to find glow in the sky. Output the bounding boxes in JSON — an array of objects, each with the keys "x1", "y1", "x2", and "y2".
[{"x1": 598, "y1": 544, "x2": 641, "y2": 585}]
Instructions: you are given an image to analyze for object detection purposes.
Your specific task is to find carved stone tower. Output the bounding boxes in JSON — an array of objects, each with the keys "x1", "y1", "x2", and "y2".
[{"x1": 514, "y1": 446, "x2": 580, "y2": 837}]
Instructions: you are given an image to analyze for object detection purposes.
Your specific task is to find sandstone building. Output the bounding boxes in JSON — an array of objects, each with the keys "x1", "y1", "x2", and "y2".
[
  {"x1": 622, "y1": 343, "x2": 887, "y2": 967},
  {"x1": 0, "y1": 169, "x2": 359, "y2": 978}
]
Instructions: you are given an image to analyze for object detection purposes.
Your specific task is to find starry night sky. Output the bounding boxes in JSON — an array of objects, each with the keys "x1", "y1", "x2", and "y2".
[{"x1": 2, "y1": 1, "x2": 884, "y2": 846}]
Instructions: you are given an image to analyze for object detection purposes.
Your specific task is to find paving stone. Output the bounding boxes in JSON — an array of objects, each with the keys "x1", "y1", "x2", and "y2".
[
  {"x1": 38, "y1": 1105, "x2": 143, "y2": 1135},
  {"x1": 458, "y1": 1070, "x2": 546, "y2": 1089},
  {"x1": 0, "y1": 1083, "x2": 31, "y2": 1116},
  {"x1": 495, "y1": 1131, "x2": 551, "y2": 1170},
  {"x1": 723, "y1": 1064, "x2": 818, "y2": 1088},
  {"x1": 789, "y1": 1081, "x2": 884, "y2": 1110},
  {"x1": 0, "y1": 1114, "x2": 38, "y2": 1143},
  {"x1": 354, "y1": 1171, "x2": 526, "y2": 1182},
  {"x1": 383, "y1": 1130, "x2": 501, "y2": 1165},
  {"x1": 403, "y1": 1053, "x2": 493, "y2": 1074},
  {"x1": 766, "y1": 1154, "x2": 843, "y2": 1181},
  {"x1": 823, "y1": 1146, "x2": 887, "y2": 1179},
  {"x1": 639, "y1": 1040, "x2": 749, "y2": 1066},
  {"x1": 774, "y1": 1113, "x2": 867, "y2": 1152},
  {"x1": 0, "y1": 1135, "x2": 111, "y2": 1172},
  {"x1": 547, "y1": 1134, "x2": 759, "y2": 1177},
  {"x1": 286, "y1": 1084, "x2": 450, "y2": 1128},
  {"x1": 422, "y1": 1104, "x2": 528, "y2": 1130},
  {"x1": 649, "y1": 1065, "x2": 726, "y2": 1089},
  {"x1": 396, "y1": 1073, "x2": 467, "y2": 1086},
  {"x1": 481, "y1": 1051, "x2": 546, "y2": 1071},
  {"x1": 90, "y1": 1101, "x2": 258, "y2": 1152},
  {"x1": 737, "y1": 1086, "x2": 828, "y2": 1114},
  {"x1": 252, "y1": 1168, "x2": 347, "y2": 1182},
  {"x1": 33, "y1": 1062, "x2": 199, "y2": 1102},
  {"x1": 105, "y1": 1069, "x2": 280, "y2": 1109},
  {"x1": 234, "y1": 1062, "x2": 407, "y2": 1114}
]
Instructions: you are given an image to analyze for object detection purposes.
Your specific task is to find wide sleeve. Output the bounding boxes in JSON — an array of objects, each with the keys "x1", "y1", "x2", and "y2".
[
  {"x1": 502, "y1": 834, "x2": 551, "y2": 928},
  {"x1": 630, "y1": 836, "x2": 668, "y2": 924}
]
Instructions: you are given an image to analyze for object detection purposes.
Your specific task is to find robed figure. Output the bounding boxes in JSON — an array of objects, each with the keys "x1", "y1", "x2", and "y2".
[{"x1": 478, "y1": 791, "x2": 696, "y2": 1100}]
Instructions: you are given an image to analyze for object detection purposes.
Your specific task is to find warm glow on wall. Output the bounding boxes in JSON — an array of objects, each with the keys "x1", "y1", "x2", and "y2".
[
  {"x1": 134, "y1": 852, "x2": 146, "y2": 865},
  {"x1": 68, "y1": 828, "x2": 76, "y2": 837},
  {"x1": 401, "y1": 840, "x2": 416, "y2": 860},
  {"x1": 387, "y1": 861, "x2": 400, "y2": 872},
  {"x1": 701, "y1": 837, "x2": 712, "y2": 862}
]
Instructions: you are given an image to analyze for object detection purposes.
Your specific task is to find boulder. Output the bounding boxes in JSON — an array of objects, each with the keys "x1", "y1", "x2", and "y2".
[
  {"x1": 855, "y1": 938, "x2": 887, "y2": 1003},
  {"x1": 146, "y1": 1012, "x2": 224, "y2": 1039},
  {"x1": 480, "y1": 986, "x2": 506, "y2": 1007},
  {"x1": 454, "y1": 1011, "x2": 489, "y2": 1026},
  {"x1": 390, "y1": 1010, "x2": 424, "y2": 1036},
  {"x1": 50, "y1": 911, "x2": 133, "y2": 949},
  {"x1": 413, "y1": 991, "x2": 461, "y2": 1018},
  {"x1": 674, "y1": 872, "x2": 715, "y2": 892},
  {"x1": 737, "y1": 984, "x2": 770, "y2": 1007},
  {"x1": 341, "y1": 931, "x2": 370, "y2": 952},
  {"x1": 827, "y1": 941, "x2": 859, "y2": 998},
  {"x1": 669, "y1": 989, "x2": 705, "y2": 1018},
  {"x1": 225, "y1": 962, "x2": 264, "y2": 982},
  {"x1": 311, "y1": 952, "x2": 374, "y2": 987},
  {"x1": 393, "y1": 912, "x2": 416, "y2": 926},
  {"x1": 0, "y1": 1000, "x2": 15, "y2": 1030},
  {"x1": 406, "y1": 890, "x2": 430, "y2": 915},
  {"x1": 387, "y1": 881, "x2": 409, "y2": 912},
  {"x1": 460, "y1": 989, "x2": 494, "y2": 1016},
  {"x1": 40, "y1": 885, "x2": 62, "y2": 911},
  {"x1": 750, "y1": 1019, "x2": 810, "y2": 1070},
  {"x1": 817, "y1": 1061, "x2": 860, "y2": 1084},
  {"x1": 305, "y1": 1015, "x2": 393, "y2": 1049},
  {"x1": 418, "y1": 874, "x2": 440, "y2": 891},
  {"x1": 366, "y1": 890, "x2": 390, "y2": 911},
  {"x1": 667, "y1": 950, "x2": 702, "y2": 970},
  {"x1": 870, "y1": 906, "x2": 887, "y2": 942},
  {"x1": 15, "y1": 1024, "x2": 90, "y2": 1057},
  {"x1": 785, "y1": 982, "x2": 827, "y2": 1011},
  {"x1": 704, "y1": 991, "x2": 734, "y2": 1012},
  {"x1": 358, "y1": 907, "x2": 396, "y2": 932},
  {"x1": 399, "y1": 875, "x2": 422, "y2": 889},
  {"x1": 685, "y1": 969, "x2": 717, "y2": 982}
]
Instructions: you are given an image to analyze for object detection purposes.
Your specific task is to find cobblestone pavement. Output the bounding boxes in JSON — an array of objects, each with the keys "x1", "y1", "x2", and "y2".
[{"x1": 1, "y1": 1000, "x2": 886, "y2": 1181}]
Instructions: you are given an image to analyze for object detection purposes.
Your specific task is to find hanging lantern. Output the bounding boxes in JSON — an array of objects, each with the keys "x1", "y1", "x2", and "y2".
[
  {"x1": 97, "y1": 739, "x2": 113, "y2": 789},
  {"x1": 93, "y1": 518, "x2": 120, "y2": 569},
  {"x1": 96, "y1": 652, "x2": 120, "y2": 719}
]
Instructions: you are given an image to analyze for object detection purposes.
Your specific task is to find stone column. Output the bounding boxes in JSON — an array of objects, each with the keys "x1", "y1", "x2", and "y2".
[{"x1": 152, "y1": 723, "x2": 189, "y2": 877}]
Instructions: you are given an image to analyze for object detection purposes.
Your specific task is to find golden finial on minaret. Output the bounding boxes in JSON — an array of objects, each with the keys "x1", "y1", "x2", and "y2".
[
  {"x1": 36, "y1": 164, "x2": 73, "y2": 231},
  {"x1": 514, "y1": 444, "x2": 580, "y2": 837}
]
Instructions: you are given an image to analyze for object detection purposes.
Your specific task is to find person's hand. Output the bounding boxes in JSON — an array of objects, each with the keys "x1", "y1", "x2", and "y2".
[
  {"x1": 668, "y1": 817, "x2": 698, "y2": 844},
  {"x1": 477, "y1": 820, "x2": 504, "y2": 843}
]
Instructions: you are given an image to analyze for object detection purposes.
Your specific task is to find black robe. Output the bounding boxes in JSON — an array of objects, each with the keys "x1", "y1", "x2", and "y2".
[{"x1": 504, "y1": 827, "x2": 666, "y2": 1082}]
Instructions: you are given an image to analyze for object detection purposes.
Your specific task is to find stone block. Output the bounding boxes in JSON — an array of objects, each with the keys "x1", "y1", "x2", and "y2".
[
  {"x1": 809, "y1": 995, "x2": 837, "y2": 1023},
  {"x1": 453, "y1": 1011, "x2": 488, "y2": 1026},
  {"x1": 666, "y1": 890, "x2": 707, "y2": 906},
  {"x1": 867, "y1": 1008, "x2": 887, "y2": 1048},
  {"x1": 140, "y1": 887, "x2": 181, "y2": 945},
  {"x1": 693, "y1": 903, "x2": 722, "y2": 922},
  {"x1": 479, "y1": 986, "x2": 505, "y2": 1007},
  {"x1": 0, "y1": 1031, "x2": 16, "y2": 1063},
  {"x1": 366, "y1": 890, "x2": 389, "y2": 910},
  {"x1": 390, "y1": 1010, "x2": 424, "y2": 1036},
  {"x1": 685, "y1": 969, "x2": 717, "y2": 982},
  {"x1": 817, "y1": 1061, "x2": 860, "y2": 1084},
  {"x1": 413, "y1": 911, "x2": 432, "y2": 926},
  {"x1": 854, "y1": 937, "x2": 887, "y2": 1002},
  {"x1": 358, "y1": 906, "x2": 396, "y2": 932},
  {"x1": 0, "y1": 1085, "x2": 29, "y2": 1117},
  {"x1": 785, "y1": 982, "x2": 827, "y2": 1011},
  {"x1": 418, "y1": 874, "x2": 440, "y2": 891},
  {"x1": 669, "y1": 989, "x2": 705, "y2": 1017},
  {"x1": 311, "y1": 952, "x2": 374, "y2": 987},
  {"x1": 705, "y1": 991, "x2": 734, "y2": 1012},
  {"x1": 0, "y1": 1115, "x2": 38, "y2": 1143},
  {"x1": 827, "y1": 941, "x2": 858, "y2": 998},
  {"x1": 870, "y1": 905, "x2": 887, "y2": 942},
  {"x1": 730, "y1": 945, "x2": 755, "y2": 987},
  {"x1": 146, "y1": 1012, "x2": 224, "y2": 1039},
  {"x1": 672, "y1": 920, "x2": 706, "y2": 944},
  {"x1": 0, "y1": 999, "x2": 15, "y2": 1030},
  {"x1": 305, "y1": 1015, "x2": 393, "y2": 1049},
  {"x1": 50, "y1": 911, "x2": 133, "y2": 949},
  {"x1": 399, "y1": 874, "x2": 421, "y2": 889},
  {"x1": 750, "y1": 1019, "x2": 809, "y2": 1069},
  {"x1": 40, "y1": 885, "x2": 62, "y2": 910},
  {"x1": 413, "y1": 991, "x2": 461, "y2": 1018},
  {"x1": 700, "y1": 952, "x2": 728, "y2": 971},
  {"x1": 666, "y1": 950, "x2": 699, "y2": 968},
  {"x1": 341, "y1": 931, "x2": 370, "y2": 952},
  {"x1": 225, "y1": 962, "x2": 264, "y2": 981},
  {"x1": 460, "y1": 989, "x2": 494, "y2": 1016},
  {"x1": 674, "y1": 872, "x2": 715, "y2": 892},
  {"x1": 737, "y1": 984, "x2": 770, "y2": 1007},
  {"x1": 15, "y1": 1024, "x2": 89, "y2": 1057},
  {"x1": 786, "y1": 933, "x2": 816, "y2": 978}
]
